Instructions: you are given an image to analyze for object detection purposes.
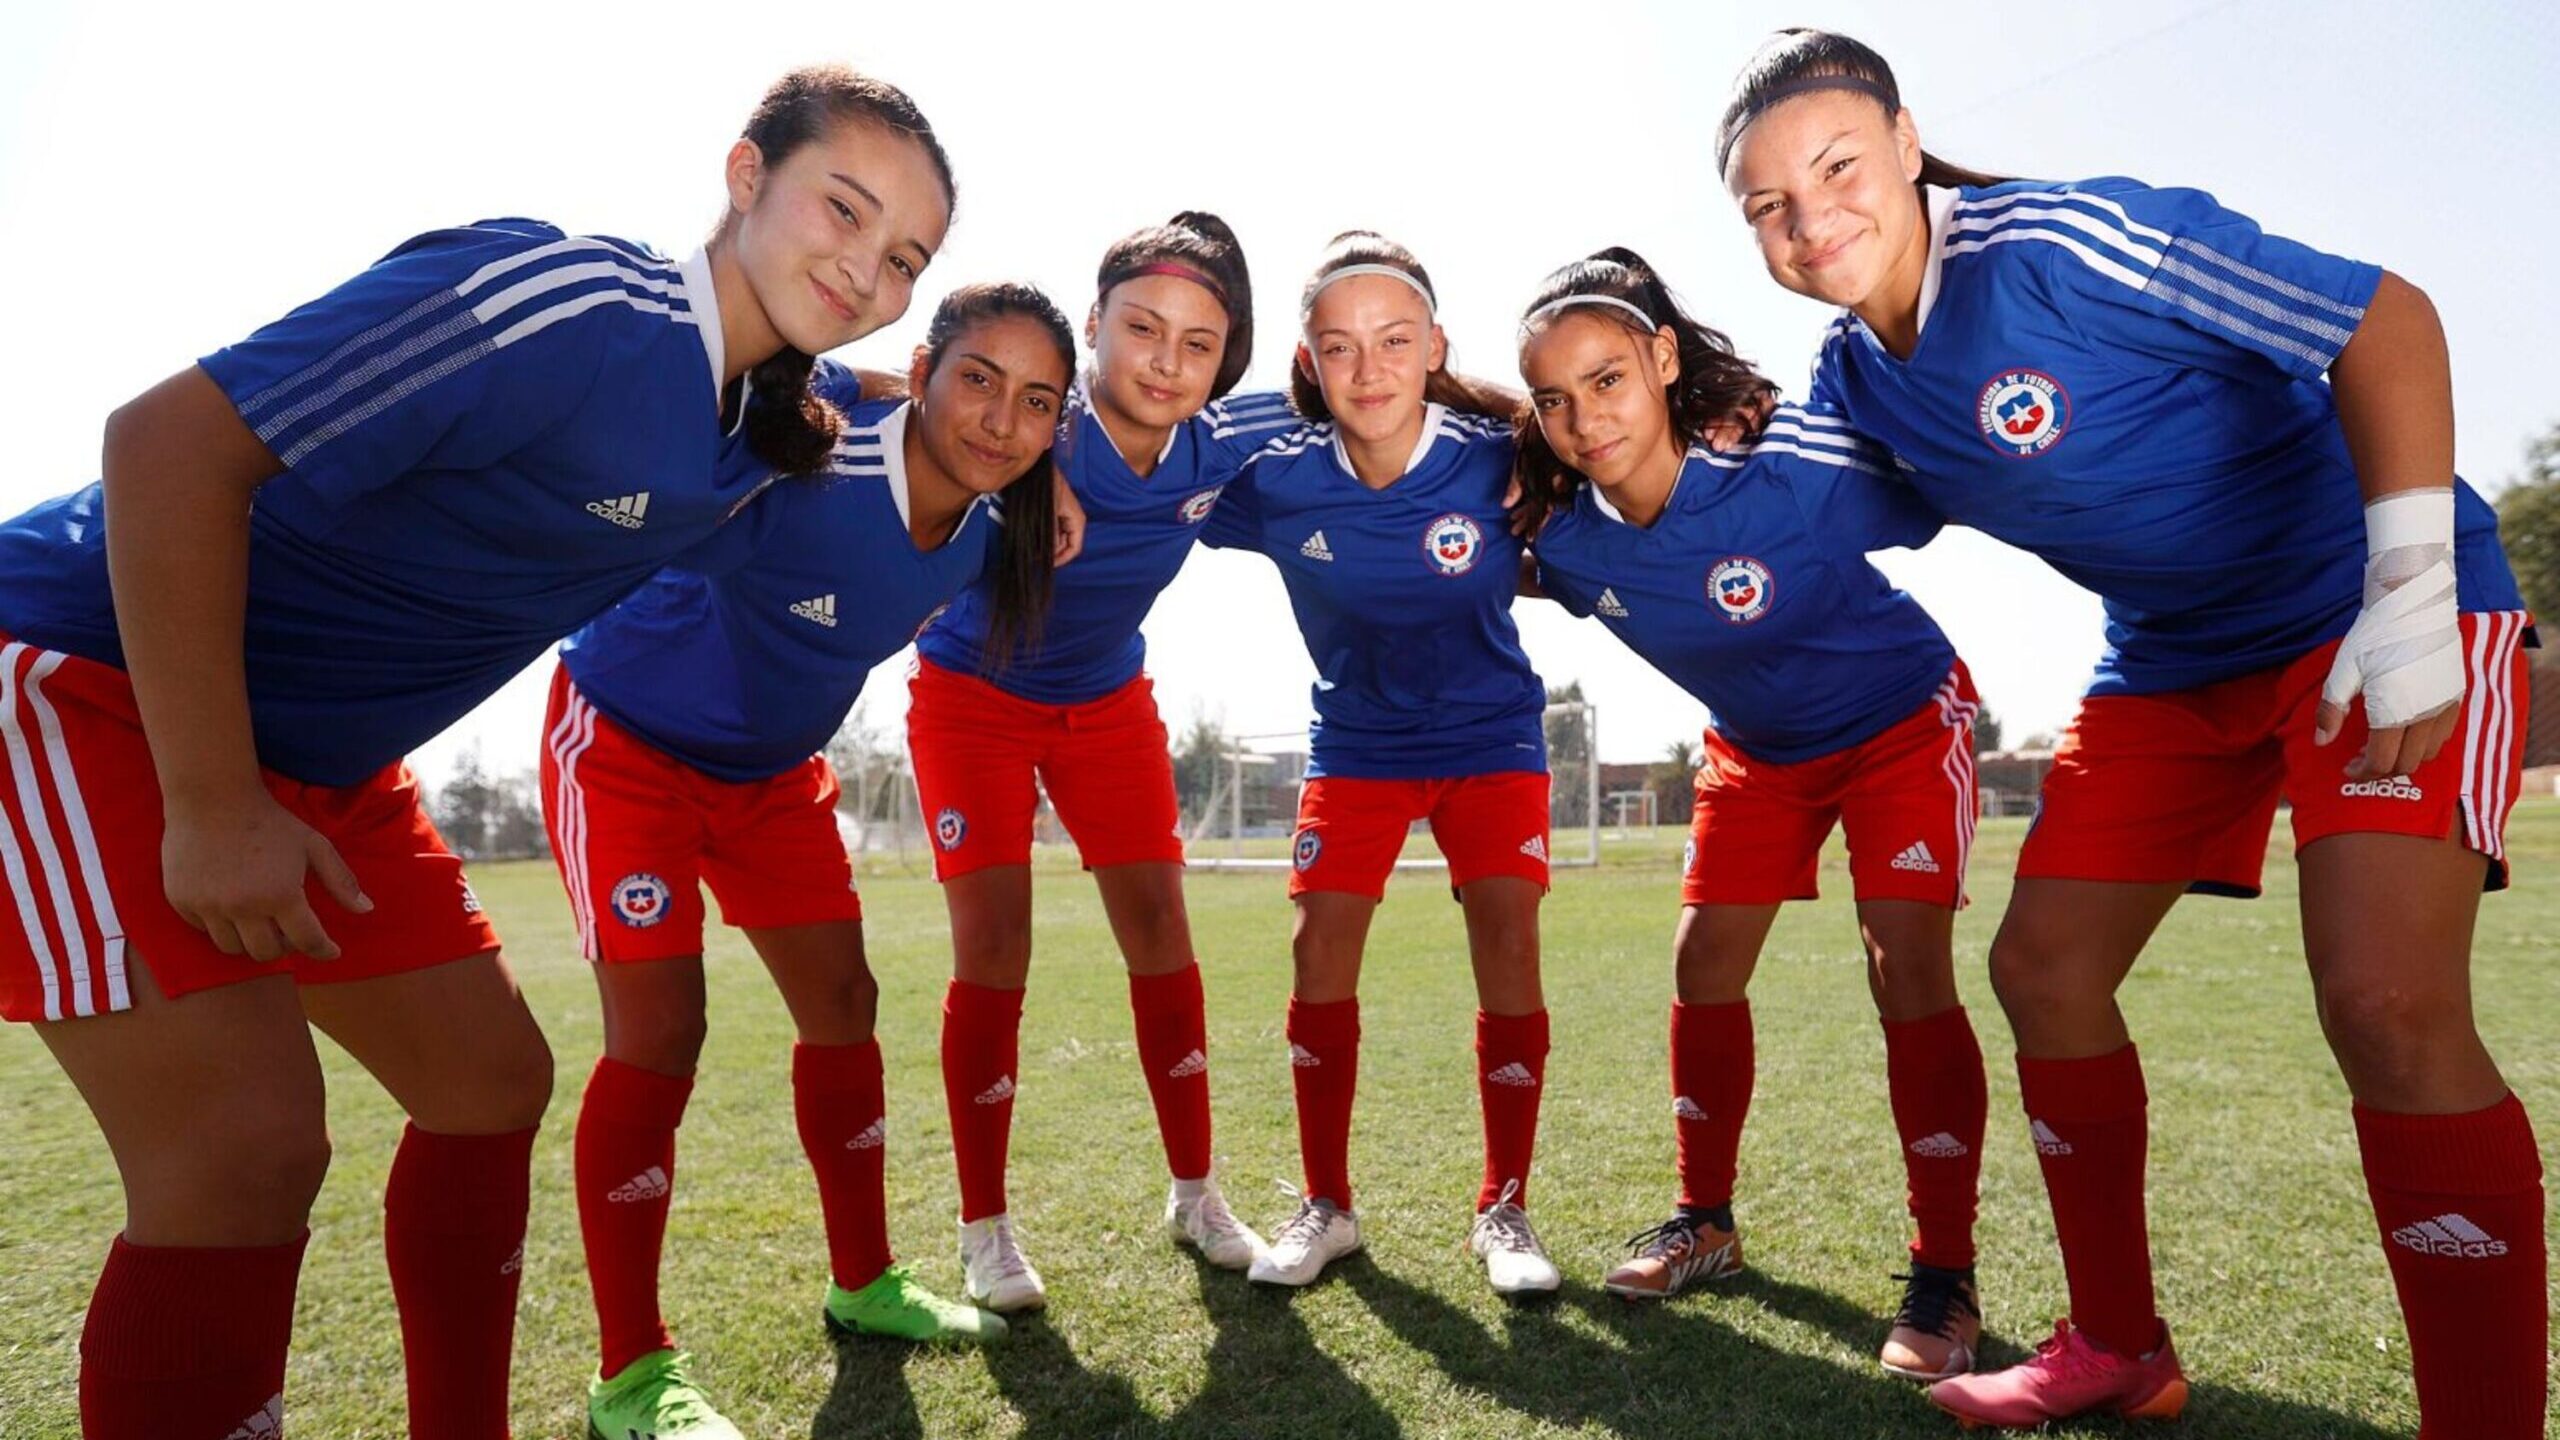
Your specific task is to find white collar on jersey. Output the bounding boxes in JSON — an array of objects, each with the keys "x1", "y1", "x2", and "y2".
[
  {"x1": 679, "y1": 247, "x2": 724, "y2": 402},
  {"x1": 1330, "y1": 402, "x2": 1448, "y2": 481},
  {"x1": 874, "y1": 401, "x2": 988, "y2": 552},
  {"x1": 1911, "y1": 184, "x2": 1961, "y2": 339},
  {"x1": 1079, "y1": 374, "x2": 1181, "y2": 469}
]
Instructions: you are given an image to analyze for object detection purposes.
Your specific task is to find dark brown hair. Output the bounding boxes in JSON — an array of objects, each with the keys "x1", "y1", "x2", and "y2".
[
  {"x1": 920, "y1": 282, "x2": 1069, "y2": 671},
  {"x1": 1718, "y1": 30, "x2": 2013, "y2": 190},
  {"x1": 734, "y1": 65, "x2": 957, "y2": 479},
  {"x1": 1510, "y1": 248, "x2": 1779, "y2": 536},
  {"x1": 1290, "y1": 231, "x2": 1514, "y2": 423},
  {"x1": 1095, "y1": 211, "x2": 1255, "y2": 400}
]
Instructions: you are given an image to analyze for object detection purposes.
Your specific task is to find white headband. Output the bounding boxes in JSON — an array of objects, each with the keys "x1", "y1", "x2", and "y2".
[
  {"x1": 1303, "y1": 262, "x2": 1437, "y2": 321},
  {"x1": 1520, "y1": 294, "x2": 1661, "y2": 337}
]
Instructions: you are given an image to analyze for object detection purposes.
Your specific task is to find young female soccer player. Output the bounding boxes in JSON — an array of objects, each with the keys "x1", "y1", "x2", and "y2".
[
  {"x1": 544, "y1": 283, "x2": 1068, "y2": 1438},
  {"x1": 904, "y1": 214, "x2": 1299, "y2": 1311},
  {"x1": 1202, "y1": 232, "x2": 1560, "y2": 1296},
  {"x1": 1722, "y1": 30, "x2": 2543, "y2": 1435},
  {"x1": 0, "y1": 67, "x2": 952, "y2": 1439},
  {"x1": 1516, "y1": 248, "x2": 1990, "y2": 1377}
]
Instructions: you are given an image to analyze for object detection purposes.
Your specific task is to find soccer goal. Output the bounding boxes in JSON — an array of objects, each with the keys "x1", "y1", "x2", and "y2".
[{"x1": 1187, "y1": 699, "x2": 1602, "y2": 871}]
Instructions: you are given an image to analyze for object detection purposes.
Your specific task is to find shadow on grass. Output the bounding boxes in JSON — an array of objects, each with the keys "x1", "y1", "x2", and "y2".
[{"x1": 814, "y1": 1328, "x2": 926, "y2": 1440}]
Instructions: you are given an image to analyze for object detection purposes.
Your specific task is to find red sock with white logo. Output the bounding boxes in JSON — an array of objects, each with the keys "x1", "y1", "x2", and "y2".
[
  {"x1": 942, "y1": 979, "x2": 1024, "y2": 1224},
  {"x1": 79, "y1": 1232, "x2": 304, "y2": 1440},
  {"x1": 1670, "y1": 999, "x2": 1753, "y2": 1210},
  {"x1": 1287, "y1": 994, "x2": 1361, "y2": 1210},
  {"x1": 2015, "y1": 1045, "x2": 2160, "y2": 1357},
  {"x1": 574, "y1": 1057, "x2": 692, "y2": 1377},
  {"x1": 794, "y1": 1039, "x2": 894, "y2": 1292},
  {"x1": 1129, "y1": 962, "x2": 1213, "y2": 1181},
  {"x1": 1476, "y1": 1008, "x2": 1550, "y2": 1209},
  {"x1": 2354, "y1": 1092, "x2": 2547, "y2": 1439},
  {"x1": 385, "y1": 1123, "x2": 536, "y2": 1437},
  {"x1": 1883, "y1": 1006, "x2": 1987, "y2": 1269}
]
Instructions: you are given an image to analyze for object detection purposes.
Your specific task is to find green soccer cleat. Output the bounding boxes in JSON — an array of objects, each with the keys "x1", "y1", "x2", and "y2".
[
  {"x1": 585, "y1": 1348, "x2": 743, "y2": 1440},
  {"x1": 823, "y1": 1264, "x2": 1008, "y2": 1344}
]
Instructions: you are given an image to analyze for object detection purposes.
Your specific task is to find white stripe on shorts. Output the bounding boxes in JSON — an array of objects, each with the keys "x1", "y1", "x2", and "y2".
[
  {"x1": 24, "y1": 652, "x2": 127, "y2": 1011},
  {"x1": 0, "y1": 644, "x2": 70, "y2": 1019},
  {"x1": 545, "y1": 684, "x2": 603, "y2": 959}
]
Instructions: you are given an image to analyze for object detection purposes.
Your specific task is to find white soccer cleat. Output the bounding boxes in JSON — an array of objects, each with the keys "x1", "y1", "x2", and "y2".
[
  {"x1": 958, "y1": 1213, "x2": 1047, "y2": 1314},
  {"x1": 1166, "y1": 1177, "x2": 1264, "y2": 1270},
  {"x1": 1467, "y1": 1181, "x2": 1561, "y2": 1296},
  {"x1": 1247, "y1": 1191, "x2": 1362, "y2": 1287}
]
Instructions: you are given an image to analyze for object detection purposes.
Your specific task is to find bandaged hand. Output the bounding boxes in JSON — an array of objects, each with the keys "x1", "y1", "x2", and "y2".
[{"x1": 2315, "y1": 487, "x2": 2462, "y2": 778}]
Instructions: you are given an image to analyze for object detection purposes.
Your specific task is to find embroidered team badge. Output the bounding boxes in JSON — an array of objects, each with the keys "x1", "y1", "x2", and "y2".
[
  {"x1": 1293, "y1": 829, "x2": 1323, "y2": 872},
  {"x1": 1180, "y1": 487, "x2": 1224, "y2": 523},
  {"x1": 1707, "y1": 556, "x2": 1774, "y2": 623},
  {"x1": 1423, "y1": 513, "x2": 1484, "y2": 576},
  {"x1": 1976, "y1": 369, "x2": 2069, "y2": 457},
  {"x1": 611, "y1": 873, "x2": 670, "y2": 928},
  {"x1": 934, "y1": 808, "x2": 968, "y2": 851}
]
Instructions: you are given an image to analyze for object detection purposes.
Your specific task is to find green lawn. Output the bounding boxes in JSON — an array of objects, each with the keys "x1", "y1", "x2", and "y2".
[{"x1": 3, "y1": 804, "x2": 2556, "y2": 1438}]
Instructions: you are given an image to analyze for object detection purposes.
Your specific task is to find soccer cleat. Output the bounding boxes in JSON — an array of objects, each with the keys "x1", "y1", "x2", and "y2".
[
  {"x1": 1602, "y1": 1212, "x2": 1743, "y2": 1299},
  {"x1": 1166, "y1": 1177, "x2": 1265, "y2": 1270},
  {"x1": 1466, "y1": 1180, "x2": 1561, "y2": 1295},
  {"x1": 1928, "y1": 1318, "x2": 2187, "y2": 1430},
  {"x1": 958, "y1": 1213, "x2": 1048, "y2": 1313},
  {"x1": 585, "y1": 1348, "x2": 743, "y2": 1440},
  {"x1": 1247, "y1": 1190, "x2": 1363, "y2": 1287},
  {"x1": 822, "y1": 1264, "x2": 1007, "y2": 1345},
  {"x1": 1878, "y1": 1261, "x2": 1982, "y2": 1380}
]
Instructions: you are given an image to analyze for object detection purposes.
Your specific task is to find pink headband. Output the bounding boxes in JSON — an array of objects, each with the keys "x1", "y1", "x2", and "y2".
[{"x1": 1116, "y1": 261, "x2": 1229, "y2": 306}]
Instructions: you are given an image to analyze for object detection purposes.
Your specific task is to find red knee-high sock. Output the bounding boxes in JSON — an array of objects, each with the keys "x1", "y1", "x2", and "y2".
[
  {"x1": 2354, "y1": 1092, "x2": 2548, "y2": 1440},
  {"x1": 79, "y1": 1232, "x2": 305, "y2": 1440},
  {"x1": 942, "y1": 980, "x2": 1024, "y2": 1224},
  {"x1": 1129, "y1": 962, "x2": 1214, "y2": 1181},
  {"x1": 2016, "y1": 1045, "x2": 2160, "y2": 1356},
  {"x1": 1670, "y1": 999, "x2": 1753, "y2": 1210},
  {"x1": 1287, "y1": 995, "x2": 1361, "y2": 1210},
  {"x1": 1883, "y1": 1006, "x2": 1988, "y2": 1269},
  {"x1": 386, "y1": 1124, "x2": 536, "y2": 1438},
  {"x1": 1476, "y1": 1008, "x2": 1550, "y2": 1209},
  {"x1": 574, "y1": 1057, "x2": 692, "y2": 1377},
  {"x1": 794, "y1": 1039, "x2": 894, "y2": 1292}
]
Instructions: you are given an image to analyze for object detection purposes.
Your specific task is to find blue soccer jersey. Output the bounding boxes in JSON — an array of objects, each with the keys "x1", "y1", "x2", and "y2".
[
  {"x1": 1532, "y1": 405, "x2": 1956, "y2": 764},
  {"x1": 1808, "y1": 178, "x2": 2522, "y2": 697},
  {"x1": 915, "y1": 386, "x2": 1302, "y2": 703},
  {"x1": 562, "y1": 394, "x2": 998, "y2": 783},
  {"x1": 1205, "y1": 405, "x2": 1547, "y2": 779},
  {"x1": 0, "y1": 220, "x2": 781, "y2": 785}
]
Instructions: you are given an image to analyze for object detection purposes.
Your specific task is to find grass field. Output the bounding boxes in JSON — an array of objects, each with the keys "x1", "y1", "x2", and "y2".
[{"x1": 2, "y1": 804, "x2": 2556, "y2": 1438}]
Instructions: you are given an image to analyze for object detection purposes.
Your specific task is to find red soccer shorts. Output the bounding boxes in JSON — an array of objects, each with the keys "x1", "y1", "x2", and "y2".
[
  {"x1": 2018, "y1": 611, "x2": 2531, "y2": 895},
  {"x1": 905, "y1": 657, "x2": 1185, "y2": 881},
  {"x1": 541, "y1": 667, "x2": 862, "y2": 964},
  {"x1": 0, "y1": 636, "x2": 497, "y2": 1023},
  {"x1": 1288, "y1": 771, "x2": 1551, "y2": 900},
  {"x1": 1683, "y1": 665, "x2": 1980, "y2": 909}
]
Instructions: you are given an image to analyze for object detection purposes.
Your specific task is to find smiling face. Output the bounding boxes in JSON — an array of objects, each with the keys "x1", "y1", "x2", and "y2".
[
  {"x1": 1521, "y1": 311, "x2": 1682, "y2": 490},
  {"x1": 908, "y1": 313, "x2": 1073, "y2": 498},
  {"x1": 1725, "y1": 88, "x2": 1926, "y2": 314},
  {"x1": 726, "y1": 117, "x2": 953, "y2": 357},
  {"x1": 1086, "y1": 273, "x2": 1230, "y2": 434},
  {"x1": 1298, "y1": 272, "x2": 1444, "y2": 452}
]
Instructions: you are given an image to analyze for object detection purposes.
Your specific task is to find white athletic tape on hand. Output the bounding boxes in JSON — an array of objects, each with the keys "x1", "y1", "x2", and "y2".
[{"x1": 2322, "y1": 486, "x2": 2462, "y2": 731}]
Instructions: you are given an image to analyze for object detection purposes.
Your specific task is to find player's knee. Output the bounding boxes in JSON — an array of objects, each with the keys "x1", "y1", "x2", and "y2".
[
  {"x1": 2315, "y1": 972, "x2": 2472, "y2": 1079},
  {"x1": 143, "y1": 1112, "x2": 333, "y2": 1239},
  {"x1": 1987, "y1": 930, "x2": 2076, "y2": 1019},
  {"x1": 608, "y1": 1006, "x2": 705, "y2": 1078}
]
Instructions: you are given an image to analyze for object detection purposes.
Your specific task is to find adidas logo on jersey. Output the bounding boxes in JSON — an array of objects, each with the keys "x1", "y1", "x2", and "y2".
[
  {"x1": 585, "y1": 492, "x2": 652, "y2": 529},
  {"x1": 1909, "y1": 1132, "x2": 1971, "y2": 1159},
  {"x1": 1289, "y1": 1043, "x2": 1322, "y2": 1068},
  {"x1": 1596, "y1": 588, "x2": 1630, "y2": 618},
  {"x1": 974, "y1": 1076, "x2": 1016, "y2": 1105},
  {"x1": 1486, "y1": 1062, "x2": 1539, "y2": 1088},
  {"x1": 1519, "y1": 835, "x2": 1548, "y2": 862},
  {"x1": 2391, "y1": 1212, "x2": 2509, "y2": 1259},
  {"x1": 608, "y1": 1166, "x2": 670, "y2": 1203},
  {"x1": 459, "y1": 880, "x2": 483, "y2": 915},
  {"x1": 846, "y1": 1118, "x2": 886, "y2": 1151},
  {"x1": 2030, "y1": 1119, "x2": 2073, "y2": 1156},
  {"x1": 1167, "y1": 1049, "x2": 1209, "y2": 1080},
  {"x1": 1673, "y1": 1095, "x2": 1709, "y2": 1122},
  {"x1": 1300, "y1": 530, "x2": 1335, "y2": 562},
  {"x1": 791, "y1": 594, "x2": 839, "y2": 627},
  {"x1": 1890, "y1": 841, "x2": 1942, "y2": 874},
  {"x1": 224, "y1": 1394, "x2": 285, "y2": 1440},
  {"x1": 2340, "y1": 776, "x2": 2424, "y2": 801}
]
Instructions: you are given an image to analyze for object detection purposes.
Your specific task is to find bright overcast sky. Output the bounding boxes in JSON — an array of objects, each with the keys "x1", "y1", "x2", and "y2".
[{"x1": 2, "y1": 0, "x2": 2553, "y2": 783}]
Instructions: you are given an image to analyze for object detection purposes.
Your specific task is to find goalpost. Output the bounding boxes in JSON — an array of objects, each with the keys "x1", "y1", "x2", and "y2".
[{"x1": 1188, "y1": 698, "x2": 1603, "y2": 871}]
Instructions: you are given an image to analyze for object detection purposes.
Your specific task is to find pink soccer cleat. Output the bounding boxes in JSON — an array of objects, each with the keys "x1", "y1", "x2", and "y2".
[{"x1": 1928, "y1": 1318, "x2": 2187, "y2": 1430}]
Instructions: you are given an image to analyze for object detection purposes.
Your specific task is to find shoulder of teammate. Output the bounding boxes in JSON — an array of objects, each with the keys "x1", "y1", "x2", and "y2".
[
  {"x1": 1194, "y1": 387, "x2": 1311, "y2": 474},
  {"x1": 201, "y1": 219, "x2": 704, "y2": 499},
  {"x1": 1949, "y1": 175, "x2": 2381, "y2": 381},
  {"x1": 808, "y1": 357, "x2": 866, "y2": 411},
  {"x1": 1523, "y1": 499, "x2": 1598, "y2": 619},
  {"x1": 1200, "y1": 419, "x2": 1331, "y2": 551},
  {"x1": 1735, "y1": 402, "x2": 1942, "y2": 554}
]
